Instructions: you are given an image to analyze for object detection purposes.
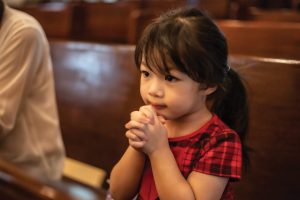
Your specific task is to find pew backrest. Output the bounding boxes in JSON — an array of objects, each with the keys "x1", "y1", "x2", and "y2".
[
  {"x1": 218, "y1": 20, "x2": 300, "y2": 59},
  {"x1": 50, "y1": 41, "x2": 143, "y2": 175},
  {"x1": 17, "y1": 2, "x2": 74, "y2": 39},
  {"x1": 77, "y1": 1, "x2": 141, "y2": 43},
  {"x1": 250, "y1": 8, "x2": 300, "y2": 22},
  {"x1": 229, "y1": 56, "x2": 300, "y2": 200}
]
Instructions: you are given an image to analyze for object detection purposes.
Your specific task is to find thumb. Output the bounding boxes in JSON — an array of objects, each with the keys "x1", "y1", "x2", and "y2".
[{"x1": 157, "y1": 115, "x2": 166, "y2": 125}]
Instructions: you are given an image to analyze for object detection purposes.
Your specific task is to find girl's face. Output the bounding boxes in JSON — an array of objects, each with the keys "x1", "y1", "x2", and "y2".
[{"x1": 139, "y1": 61, "x2": 214, "y2": 121}]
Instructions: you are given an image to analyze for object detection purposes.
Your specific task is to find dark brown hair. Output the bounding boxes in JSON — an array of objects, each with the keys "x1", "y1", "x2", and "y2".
[
  {"x1": 135, "y1": 7, "x2": 249, "y2": 167},
  {"x1": 0, "y1": 0, "x2": 4, "y2": 23}
]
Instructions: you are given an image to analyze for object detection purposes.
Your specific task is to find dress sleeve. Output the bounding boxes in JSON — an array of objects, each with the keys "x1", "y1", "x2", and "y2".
[
  {"x1": 0, "y1": 26, "x2": 43, "y2": 136},
  {"x1": 192, "y1": 132, "x2": 242, "y2": 180}
]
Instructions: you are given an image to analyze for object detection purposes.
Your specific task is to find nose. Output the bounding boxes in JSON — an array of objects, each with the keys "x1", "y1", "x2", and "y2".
[{"x1": 148, "y1": 78, "x2": 163, "y2": 98}]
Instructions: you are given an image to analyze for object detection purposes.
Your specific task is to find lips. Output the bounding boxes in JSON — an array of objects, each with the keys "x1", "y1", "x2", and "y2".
[{"x1": 150, "y1": 104, "x2": 167, "y2": 110}]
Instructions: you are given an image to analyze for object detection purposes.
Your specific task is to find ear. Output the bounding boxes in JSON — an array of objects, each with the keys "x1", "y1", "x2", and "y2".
[{"x1": 204, "y1": 86, "x2": 217, "y2": 95}]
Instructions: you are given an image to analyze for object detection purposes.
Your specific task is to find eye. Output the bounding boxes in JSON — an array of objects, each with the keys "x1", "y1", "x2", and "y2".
[
  {"x1": 165, "y1": 74, "x2": 177, "y2": 82},
  {"x1": 141, "y1": 70, "x2": 150, "y2": 78}
]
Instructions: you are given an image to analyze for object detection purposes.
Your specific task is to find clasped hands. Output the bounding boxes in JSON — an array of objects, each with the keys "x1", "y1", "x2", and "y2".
[{"x1": 125, "y1": 105, "x2": 168, "y2": 155}]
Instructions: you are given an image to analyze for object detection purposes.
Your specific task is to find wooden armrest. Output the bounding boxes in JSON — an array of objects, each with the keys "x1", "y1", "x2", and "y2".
[{"x1": 63, "y1": 157, "x2": 107, "y2": 189}]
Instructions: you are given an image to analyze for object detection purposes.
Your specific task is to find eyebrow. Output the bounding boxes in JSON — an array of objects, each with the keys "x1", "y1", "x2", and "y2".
[{"x1": 141, "y1": 59, "x2": 182, "y2": 77}]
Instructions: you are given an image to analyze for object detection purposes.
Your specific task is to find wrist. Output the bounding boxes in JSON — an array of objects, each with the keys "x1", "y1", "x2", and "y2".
[
  {"x1": 128, "y1": 146, "x2": 146, "y2": 157},
  {"x1": 147, "y1": 145, "x2": 171, "y2": 160}
]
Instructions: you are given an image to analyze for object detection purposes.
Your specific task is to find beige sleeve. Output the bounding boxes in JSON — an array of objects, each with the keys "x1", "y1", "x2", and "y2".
[{"x1": 0, "y1": 26, "x2": 43, "y2": 136}]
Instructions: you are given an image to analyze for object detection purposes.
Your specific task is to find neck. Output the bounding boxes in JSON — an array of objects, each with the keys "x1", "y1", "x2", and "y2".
[{"x1": 165, "y1": 108, "x2": 213, "y2": 138}]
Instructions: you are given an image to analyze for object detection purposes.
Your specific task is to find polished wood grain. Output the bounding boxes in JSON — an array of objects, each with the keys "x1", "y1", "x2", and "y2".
[
  {"x1": 50, "y1": 41, "x2": 143, "y2": 176},
  {"x1": 0, "y1": 159, "x2": 75, "y2": 200},
  {"x1": 229, "y1": 56, "x2": 300, "y2": 200},
  {"x1": 79, "y1": 1, "x2": 141, "y2": 43},
  {"x1": 251, "y1": 8, "x2": 300, "y2": 22},
  {"x1": 16, "y1": 2, "x2": 74, "y2": 39},
  {"x1": 217, "y1": 20, "x2": 300, "y2": 59}
]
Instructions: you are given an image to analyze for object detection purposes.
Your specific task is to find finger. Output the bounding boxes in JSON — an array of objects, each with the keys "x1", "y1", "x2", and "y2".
[
  {"x1": 125, "y1": 128, "x2": 148, "y2": 141},
  {"x1": 125, "y1": 120, "x2": 145, "y2": 130},
  {"x1": 128, "y1": 139, "x2": 146, "y2": 149},
  {"x1": 130, "y1": 111, "x2": 151, "y2": 124},
  {"x1": 139, "y1": 106, "x2": 156, "y2": 124},
  {"x1": 125, "y1": 130, "x2": 142, "y2": 141},
  {"x1": 126, "y1": 128, "x2": 147, "y2": 141},
  {"x1": 157, "y1": 115, "x2": 166, "y2": 124}
]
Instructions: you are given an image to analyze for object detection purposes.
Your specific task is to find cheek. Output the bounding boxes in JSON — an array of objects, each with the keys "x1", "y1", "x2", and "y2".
[
  {"x1": 164, "y1": 91, "x2": 183, "y2": 106},
  {"x1": 139, "y1": 83, "x2": 147, "y2": 103},
  {"x1": 167, "y1": 89, "x2": 197, "y2": 108}
]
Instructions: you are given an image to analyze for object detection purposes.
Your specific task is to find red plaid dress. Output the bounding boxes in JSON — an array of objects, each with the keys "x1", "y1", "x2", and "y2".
[{"x1": 138, "y1": 114, "x2": 242, "y2": 200}]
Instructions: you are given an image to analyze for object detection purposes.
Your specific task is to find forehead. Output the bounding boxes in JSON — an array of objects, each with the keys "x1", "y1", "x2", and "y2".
[{"x1": 141, "y1": 49, "x2": 178, "y2": 74}]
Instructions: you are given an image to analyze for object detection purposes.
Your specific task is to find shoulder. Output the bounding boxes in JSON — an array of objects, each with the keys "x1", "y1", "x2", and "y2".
[
  {"x1": 194, "y1": 115, "x2": 241, "y2": 146},
  {"x1": 2, "y1": 6, "x2": 45, "y2": 43},
  {"x1": 191, "y1": 115, "x2": 242, "y2": 179}
]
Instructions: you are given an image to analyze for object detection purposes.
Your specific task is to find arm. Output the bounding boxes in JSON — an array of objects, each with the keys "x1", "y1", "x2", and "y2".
[
  {"x1": 126, "y1": 106, "x2": 195, "y2": 199},
  {"x1": 0, "y1": 26, "x2": 43, "y2": 137},
  {"x1": 148, "y1": 147, "x2": 229, "y2": 200},
  {"x1": 127, "y1": 106, "x2": 229, "y2": 200},
  {"x1": 110, "y1": 110, "x2": 152, "y2": 199},
  {"x1": 109, "y1": 146, "x2": 146, "y2": 200},
  {"x1": 188, "y1": 172, "x2": 228, "y2": 200},
  {"x1": 150, "y1": 149, "x2": 228, "y2": 200},
  {"x1": 149, "y1": 147, "x2": 195, "y2": 199}
]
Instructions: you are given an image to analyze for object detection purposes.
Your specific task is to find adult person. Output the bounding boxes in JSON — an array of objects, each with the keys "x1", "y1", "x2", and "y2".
[{"x1": 0, "y1": 0, "x2": 65, "y2": 181}]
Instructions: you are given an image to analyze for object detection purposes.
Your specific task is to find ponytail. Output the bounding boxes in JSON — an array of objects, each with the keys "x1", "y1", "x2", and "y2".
[
  {"x1": 211, "y1": 68, "x2": 250, "y2": 168},
  {"x1": 0, "y1": 0, "x2": 4, "y2": 23}
]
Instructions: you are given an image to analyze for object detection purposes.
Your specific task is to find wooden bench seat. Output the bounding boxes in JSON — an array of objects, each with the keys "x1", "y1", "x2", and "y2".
[{"x1": 0, "y1": 158, "x2": 106, "y2": 200}]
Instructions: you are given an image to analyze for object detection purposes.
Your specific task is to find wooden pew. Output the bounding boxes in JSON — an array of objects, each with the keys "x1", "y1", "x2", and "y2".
[
  {"x1": 127, "y1": 1, "x2": 232, "y2": 44},
  {"x1": 16, "y1": 2, "x2": 74, "y2": 39},
  {"x1": 139, "y1": 0, "x2": 232, "y2": 18},
  {"x1": 140, "y1": 0, "x2": 186, "y2": 13},
  {"x1": 49, "y1": 41, "x2": 143, "y2": 176},
  {"x1": 217, "y1": 20, "x2": 300, "y2": 59},
  {"x1": 127, "y1": 9, "x2": 157, "y2": 44},
  {"x1": 49, "y1": 40, "x2": 300, "y2": 199},
  {"x1": 0, "y1": 158, "x2": 102, "y2": 200},
  {"x1": 250, "y1": 8, "x2": 300, "y2": 22},
  {"x1": 229, "y1": 56, "x2": 300, "y2": 200},
  {"x1": 76, "y1": 1, "x2": 141, "y2": 43},
  {"x1": 198, "y1": 0, "x2": 231, "y2": 18}
]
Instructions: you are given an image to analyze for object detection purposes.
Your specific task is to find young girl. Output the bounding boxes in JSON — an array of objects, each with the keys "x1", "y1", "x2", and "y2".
[{"x1": 110, "y1": 7, "x2": 248, "y2": 200}]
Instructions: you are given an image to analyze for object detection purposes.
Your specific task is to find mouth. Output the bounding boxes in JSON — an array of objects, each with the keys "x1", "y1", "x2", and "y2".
[{"x1": 150, "y1": 103, "x2": 167, "y2": 110}]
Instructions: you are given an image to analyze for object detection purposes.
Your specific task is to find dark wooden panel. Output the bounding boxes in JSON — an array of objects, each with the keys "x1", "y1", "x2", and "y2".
[
  {"x1": 251, "y1": 8, "x2": 300, "y2": 22},
  {"x1": 229, "y1": 56, "x2": 300, "y2": 200},
  {"x1": 79, "y1": 1, "x2": 141, "y2": 43},
  {"x1": 50, "y1": 41, "x2": 143, "y2": 174},
  {"x1": 198, "y1": 0, "x2": 231, "y2": 18},
  {"x1": 16, "y1": 2, "x2": 74, "y2": 39},
  {"x1": 0, "y1": 159, "x2": 78, "y2": 200},
  {"x1": 217, "y1": 20, "x2": 300, "y2": 59}
]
